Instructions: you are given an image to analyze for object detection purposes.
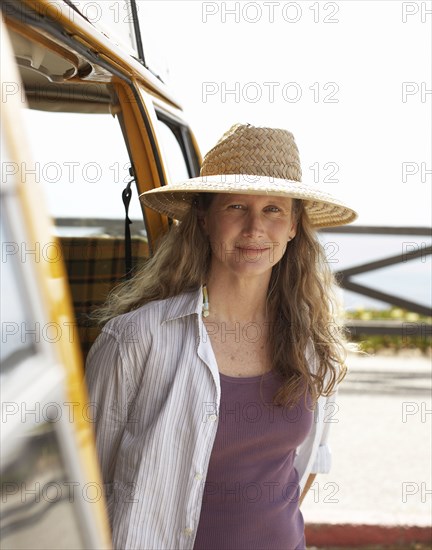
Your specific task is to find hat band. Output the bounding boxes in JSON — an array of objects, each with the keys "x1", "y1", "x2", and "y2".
[{"x1": 201, "y1": 161, "x2": 301, "y2": 181}]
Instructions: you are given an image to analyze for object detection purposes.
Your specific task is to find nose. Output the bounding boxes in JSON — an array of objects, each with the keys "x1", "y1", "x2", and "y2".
[{"x1": 241, "y1": 210, "x2": 264, "y2": 238}]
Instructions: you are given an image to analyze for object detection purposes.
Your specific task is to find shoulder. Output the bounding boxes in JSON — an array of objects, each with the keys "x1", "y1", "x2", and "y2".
[
  {"x1": 85, "y1": 296, "x2": 176, "y2": 384},
  {"x1": 101, "y1": 288, "x2": 202, "y2": 343},
  {"x1": 86, "y1": 289, "x2": 202, "y2": 388},
  {"x1": 102, "y1": 298, "x2": 166, "y2": 342}
]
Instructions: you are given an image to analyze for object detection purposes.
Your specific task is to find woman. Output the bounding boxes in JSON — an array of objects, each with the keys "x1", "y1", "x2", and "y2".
[{"x1": 85, "y1": 123, "x2": 357, "y2": 550}]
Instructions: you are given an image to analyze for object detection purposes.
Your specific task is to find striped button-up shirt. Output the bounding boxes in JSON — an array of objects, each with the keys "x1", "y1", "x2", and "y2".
[{"x1": 85, "y1": 287, "x2": 336, "y2": 550}]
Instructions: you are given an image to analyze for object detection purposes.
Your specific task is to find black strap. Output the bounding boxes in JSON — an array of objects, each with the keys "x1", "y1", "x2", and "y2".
[{"x1": 122, "y1": 179, "x2": 133, "y2": 279}]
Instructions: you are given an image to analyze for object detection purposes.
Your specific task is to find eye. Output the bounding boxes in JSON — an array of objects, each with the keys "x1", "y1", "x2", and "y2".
[
  {"x1": 265, "y1": 205, "x2": 282, "y2": 213},
  {"x1": 228, "y1": 204, "x2": 244, "y2": 210}
]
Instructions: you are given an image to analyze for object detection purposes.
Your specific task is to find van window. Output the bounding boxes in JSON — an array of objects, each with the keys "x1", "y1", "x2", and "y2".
[
  {"x1": 22, "y1": 108, "x2": 146, "y2": 235},
  {"x1": 19, "y1": 97, "x2": 150, "y2": 356},
  {"x1": 156, "y1": 119, "x2": 190, "y2": 183}
]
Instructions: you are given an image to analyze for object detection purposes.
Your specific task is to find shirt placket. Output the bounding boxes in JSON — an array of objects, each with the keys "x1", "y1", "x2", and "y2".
[{"x1": 179, "y1": 314, "x2": 221, "y2": 549}]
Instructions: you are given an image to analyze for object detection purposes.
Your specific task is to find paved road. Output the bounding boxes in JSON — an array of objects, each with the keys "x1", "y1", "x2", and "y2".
[{"x1": 302, "y1": 352, "x2": 432, "y2": 527}]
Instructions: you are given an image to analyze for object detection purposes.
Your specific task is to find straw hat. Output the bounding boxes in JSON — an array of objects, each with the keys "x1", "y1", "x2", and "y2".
[{"x1": 140, "y1": 123, "x2": 357, "y2": 228}]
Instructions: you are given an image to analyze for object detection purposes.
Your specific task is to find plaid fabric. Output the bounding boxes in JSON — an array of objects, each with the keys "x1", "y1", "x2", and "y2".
[{"x1": 60, "y1": 236, "x2": 149, "y2": 360}]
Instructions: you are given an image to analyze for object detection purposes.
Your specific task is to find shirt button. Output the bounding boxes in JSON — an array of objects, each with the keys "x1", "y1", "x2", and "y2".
[
  {"x1": 208, "y1": 414, "x2": 217, "y2": 422},
  {"x1": 183, "y1": 527, "x2": 193, "y2": 536},
  {"x1": 194, "y1": 472, "x2": 203, "y2": 481}
]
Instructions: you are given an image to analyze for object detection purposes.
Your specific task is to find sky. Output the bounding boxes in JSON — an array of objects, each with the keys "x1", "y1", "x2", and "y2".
[{"x1": 134, "y1": 0, "x2": 431, "y2": 227}]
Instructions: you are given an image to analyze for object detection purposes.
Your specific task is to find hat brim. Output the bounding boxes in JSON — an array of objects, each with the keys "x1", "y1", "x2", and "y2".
[{"x1": 139, "y1": 175, "x2": 358, "y2": 228}]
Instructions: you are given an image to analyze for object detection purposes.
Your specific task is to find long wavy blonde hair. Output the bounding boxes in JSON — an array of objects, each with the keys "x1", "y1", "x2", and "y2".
[{"x1": 93, "y1": 195, "x2": 348, "y2": 407}]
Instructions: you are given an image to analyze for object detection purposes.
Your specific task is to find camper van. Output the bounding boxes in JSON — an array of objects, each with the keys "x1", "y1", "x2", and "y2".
[{"x1": 1, "y1": 1, "x2": 200, "y2": 547}]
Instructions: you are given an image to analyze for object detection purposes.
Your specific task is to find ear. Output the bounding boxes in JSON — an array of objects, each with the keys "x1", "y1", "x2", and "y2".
[
  {"x1": 288, "y1": 220, "x2": 297, "y2": 241},
  {"x1": 198, "y1": 215, "x2": 208, "y2": 233}
]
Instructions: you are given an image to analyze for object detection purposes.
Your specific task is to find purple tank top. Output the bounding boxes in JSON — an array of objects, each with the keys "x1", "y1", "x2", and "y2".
[{"x1": 193, "y1": 370, "x2": 313, "y2": 550}]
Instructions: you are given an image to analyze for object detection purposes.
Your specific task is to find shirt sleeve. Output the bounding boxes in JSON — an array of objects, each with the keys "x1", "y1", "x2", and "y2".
[
  {"x1": 309, "y1": 387, "x2": 339, "y2": 474},
  {"x1": 84, "y1": 330, "x2": 130, "y2": 514}
]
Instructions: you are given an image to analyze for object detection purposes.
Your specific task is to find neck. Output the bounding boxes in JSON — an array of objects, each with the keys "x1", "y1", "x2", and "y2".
[{"x1": 205, "y1": 272, "x2": 271, "y2": 323}]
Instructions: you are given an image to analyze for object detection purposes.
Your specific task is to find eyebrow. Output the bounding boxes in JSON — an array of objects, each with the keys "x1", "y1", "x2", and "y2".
[{"x1": 221, "y1": 196, "x2": 291, "y2": 207}]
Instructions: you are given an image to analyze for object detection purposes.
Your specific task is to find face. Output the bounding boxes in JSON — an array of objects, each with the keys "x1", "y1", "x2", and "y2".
[{"x1": 201, "y1": 193, "x2": 297, "y2": 281}]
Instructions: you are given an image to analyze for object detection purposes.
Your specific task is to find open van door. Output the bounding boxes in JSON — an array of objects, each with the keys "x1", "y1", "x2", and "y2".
[{"x1": 0, "y1": 15, "x2": 112, "y2": 550}]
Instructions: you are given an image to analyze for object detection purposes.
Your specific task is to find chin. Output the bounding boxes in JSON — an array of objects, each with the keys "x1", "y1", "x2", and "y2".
[{"x1": 227, "y1": 260, "x2": 276, "y2": 278}]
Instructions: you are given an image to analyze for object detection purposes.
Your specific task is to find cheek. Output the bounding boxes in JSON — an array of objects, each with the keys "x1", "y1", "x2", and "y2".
[
  {"x1": 271, "y1": 226, "x2": 293, "y2": 258},
  {"x1": 270, "y1": 221, "x2": 293, "y2": 242},
  {"x1": 205, "y1": 222, "x2": 228, "y2": 254},
  {"x1": 280, "y1": 241, "x2": 290, "y2": 259},
  {"x1": 206, "y1": 215, "x2": 235, "y2": 242},
  {"x1": 206, "y1": 221, "x2": 221, "y2": 243}
]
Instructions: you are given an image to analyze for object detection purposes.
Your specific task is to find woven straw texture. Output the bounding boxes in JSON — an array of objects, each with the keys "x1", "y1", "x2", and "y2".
[
  {"x1": 201, "y1": 123, "x2": 302, "y2": 182},
  {"x1": 140, "y1": 123, "x2": 357, "y2": 228}
]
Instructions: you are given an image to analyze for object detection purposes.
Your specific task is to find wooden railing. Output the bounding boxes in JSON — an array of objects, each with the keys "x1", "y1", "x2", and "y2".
[{"x1": 321, "y1": 226, "x2": 432, "y2": 337}]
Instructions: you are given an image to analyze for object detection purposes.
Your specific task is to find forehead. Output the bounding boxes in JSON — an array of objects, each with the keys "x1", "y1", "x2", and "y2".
[{"x1": 212, "y1": 193, "x2": 293, "y2": 208}]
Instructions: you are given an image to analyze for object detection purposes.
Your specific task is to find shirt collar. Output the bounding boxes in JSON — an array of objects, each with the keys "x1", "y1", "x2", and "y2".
[{"x1": 162, "y1": 287, "x2": 203, "y2": 323}]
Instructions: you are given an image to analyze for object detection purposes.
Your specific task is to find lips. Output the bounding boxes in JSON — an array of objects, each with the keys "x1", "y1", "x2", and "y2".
[
  {"x1": 236, "y1": 244, "x2": 271, "y2": 251},
  {"x1": 238, "y1": 247, "x2": 269, "y2": 252},
  {"x1": 236, "y1": 245, "x2": 271, "y2": 254}
]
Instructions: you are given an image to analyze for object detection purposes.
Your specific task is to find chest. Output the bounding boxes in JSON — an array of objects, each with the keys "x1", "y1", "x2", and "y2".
[
  {"x1": 204, "y1": 320, "x2": 272, "y2": 377},
  {"x1": 214, "y1": 373, "x2": 314, "y2": 457}
]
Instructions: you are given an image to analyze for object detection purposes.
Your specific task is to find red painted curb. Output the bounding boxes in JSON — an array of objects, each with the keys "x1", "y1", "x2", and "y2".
[{"x1": 305, "y1": 523, "x2": 432, "y2": 547}]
